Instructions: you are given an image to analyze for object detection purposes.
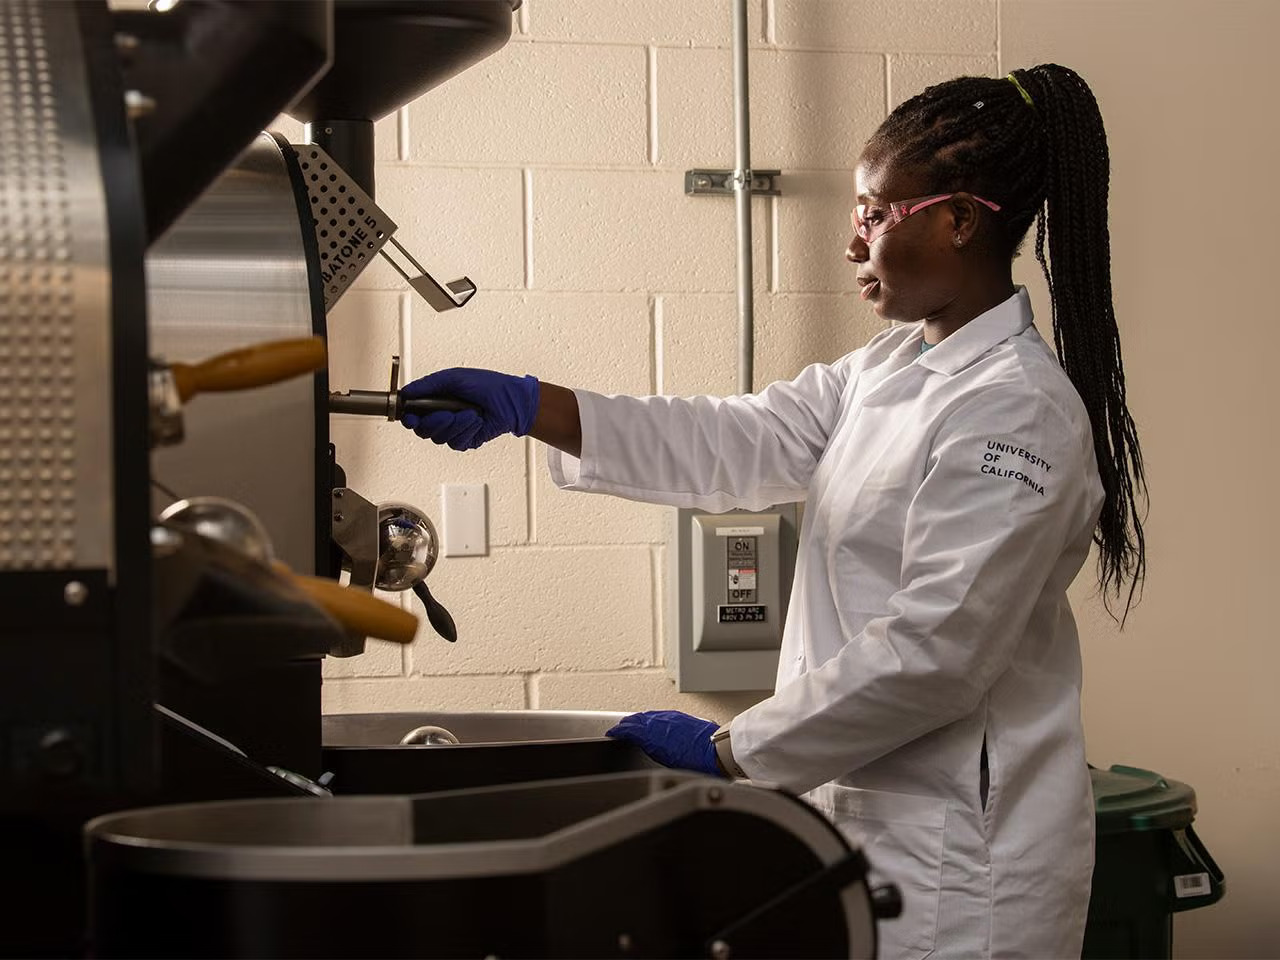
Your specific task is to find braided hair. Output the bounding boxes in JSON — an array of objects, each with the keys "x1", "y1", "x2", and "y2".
[{"x1": 868, "y1": 64, "x2": 1146, "y2": 620}]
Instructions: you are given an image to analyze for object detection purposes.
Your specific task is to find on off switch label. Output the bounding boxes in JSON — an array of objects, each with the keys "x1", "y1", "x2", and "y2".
[{"x1": 727, "y1": 535, "x2": 759, "y2": 603}]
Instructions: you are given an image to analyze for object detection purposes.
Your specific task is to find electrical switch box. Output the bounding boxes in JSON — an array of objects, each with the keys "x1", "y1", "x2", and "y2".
[{"x1": 667, "y1": 505, "x2": 799, "y2": 692}]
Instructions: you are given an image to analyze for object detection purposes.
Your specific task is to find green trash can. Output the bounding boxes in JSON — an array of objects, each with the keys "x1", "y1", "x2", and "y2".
[{"x1": 1084, "y1": 765, "x2": 1226, "y2": 959}]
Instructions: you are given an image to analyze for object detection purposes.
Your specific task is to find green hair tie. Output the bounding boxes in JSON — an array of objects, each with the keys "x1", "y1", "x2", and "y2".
[{"x1": 1007, "y1": 73, "x2": 1035, "y2": 107}]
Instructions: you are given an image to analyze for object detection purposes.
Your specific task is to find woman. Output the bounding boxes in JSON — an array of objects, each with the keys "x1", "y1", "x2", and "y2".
[{"x1": 399, "y1": 64, "x2": 1146, "y2": 959}]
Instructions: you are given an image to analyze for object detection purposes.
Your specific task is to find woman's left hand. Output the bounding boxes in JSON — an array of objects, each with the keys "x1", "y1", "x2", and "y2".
[{"x1": 606, "y1": 710, "x2": 725, "y2": 777}]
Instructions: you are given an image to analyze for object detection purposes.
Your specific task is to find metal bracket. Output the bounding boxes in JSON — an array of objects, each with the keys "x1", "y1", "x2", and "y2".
[
  {"x1": 387, "y1": 354, "x2": 401, "y2": 401},
  {"x1": 293, "y1": 144, "x2": 397, "y2": 313},
  {"x1": 685, "y1": 169, "x2": 781, "y2": 197},
  {"x1": 379, "y1": 237, "x2": 477, "y2": 312}
]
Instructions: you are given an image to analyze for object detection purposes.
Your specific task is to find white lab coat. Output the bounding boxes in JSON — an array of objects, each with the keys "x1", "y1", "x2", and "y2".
[{"x1": 549, "y1": 288, "x2": 1103, "y2": 959}]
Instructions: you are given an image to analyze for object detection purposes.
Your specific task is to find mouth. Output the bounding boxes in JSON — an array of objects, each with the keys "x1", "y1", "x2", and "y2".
[{"x1": 857, "y1": 276, "x2": 881, "y2": 302}]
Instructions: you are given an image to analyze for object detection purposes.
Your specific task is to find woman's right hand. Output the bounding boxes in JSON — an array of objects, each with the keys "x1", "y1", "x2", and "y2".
[{"x1": 399, "y1": 368, "x2": 540, "y2": 451}]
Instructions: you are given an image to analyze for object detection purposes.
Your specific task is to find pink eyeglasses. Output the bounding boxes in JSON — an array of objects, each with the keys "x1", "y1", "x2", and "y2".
[{"x1": 852, "y1": 193, "x2": 1002, "y2": 245}]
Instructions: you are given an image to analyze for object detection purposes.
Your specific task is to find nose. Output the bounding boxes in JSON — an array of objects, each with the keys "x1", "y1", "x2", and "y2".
[{"x1": 846, "y1": 233, "x2": 869, "y2": 264}]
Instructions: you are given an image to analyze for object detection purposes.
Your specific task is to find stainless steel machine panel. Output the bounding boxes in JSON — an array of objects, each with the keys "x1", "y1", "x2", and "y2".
[
  {"x1": 147, "y1": 133, "x2": 320, "y2": 572},
  {"x1": 0, "y1": 0, "x2": 114, "y2": 573}
]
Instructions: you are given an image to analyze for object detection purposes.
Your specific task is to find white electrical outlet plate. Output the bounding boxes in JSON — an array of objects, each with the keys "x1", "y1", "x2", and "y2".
[{"x1": 441, "y1": 483, "x2": 487, "y2": 557}]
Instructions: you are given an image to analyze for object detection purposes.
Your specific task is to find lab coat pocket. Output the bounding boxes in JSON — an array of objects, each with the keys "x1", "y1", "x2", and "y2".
[{"x1": 813, "y1": 783, "x2": 948, "y2": 960}]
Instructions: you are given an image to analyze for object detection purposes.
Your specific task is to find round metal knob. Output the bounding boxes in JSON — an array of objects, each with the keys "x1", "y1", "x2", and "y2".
[
  {"x1": 158, "y1": 496, "x2": 274, "y2": 564},
  {"x1": 375, "y1": 502, "x2": 439, "y2": 591},
  {"x1": 399, "y1": 725, "x2": 460, "y2": 746}
]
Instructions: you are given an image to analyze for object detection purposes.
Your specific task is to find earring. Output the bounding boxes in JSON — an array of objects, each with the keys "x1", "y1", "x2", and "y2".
[{"x1": 953, "y1": 235, "x2": 964, "y2": 247}]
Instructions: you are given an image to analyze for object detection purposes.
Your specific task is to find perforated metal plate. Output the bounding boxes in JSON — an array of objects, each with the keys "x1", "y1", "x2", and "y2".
[
  {"x1": 292, "y1": 144, "x2": 395, "y2": 311},
  {"x1": 0, "y1": 0, "x2": 113, "y2": 572}
]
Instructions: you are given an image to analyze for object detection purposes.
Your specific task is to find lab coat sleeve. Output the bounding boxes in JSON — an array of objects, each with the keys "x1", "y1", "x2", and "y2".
[
  {"x1": 547, "y1": 356, "x2": 856, "y2": 512},
  {"x1": 729, "y1": 383, "x2": 1099, "y2": 794}
]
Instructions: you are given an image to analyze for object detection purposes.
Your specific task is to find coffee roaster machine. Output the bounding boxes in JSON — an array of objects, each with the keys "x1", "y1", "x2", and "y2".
[{"x1": 0, "y1": 2, "x2": 897, "y2": 955}]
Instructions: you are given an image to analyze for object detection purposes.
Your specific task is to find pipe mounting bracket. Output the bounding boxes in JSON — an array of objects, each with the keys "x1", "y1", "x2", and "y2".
[{"x1": 684, "y1": 169, "x2": 781, "y2": 197}]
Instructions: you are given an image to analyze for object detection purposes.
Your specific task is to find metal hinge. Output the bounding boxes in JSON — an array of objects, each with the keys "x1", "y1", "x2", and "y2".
[{"x1": 685, "y1": 169, "x2": 781, "y2": 197}]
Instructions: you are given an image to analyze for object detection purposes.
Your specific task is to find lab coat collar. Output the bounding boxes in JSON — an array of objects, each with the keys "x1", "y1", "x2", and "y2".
[{"x1": 916, "y1": 286, "x2": 1035, "y2": 376}]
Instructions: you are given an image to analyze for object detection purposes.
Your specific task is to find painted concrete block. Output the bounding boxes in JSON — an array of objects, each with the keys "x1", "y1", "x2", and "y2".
[
  {"x1": 328, "y1": 417, "x2": 528, "y2": 547},
  {"x1": 321, "y1": 675, "x2": 526, "y2": 713},
  {"x1": 661, "y1": 291, "x2": 880, "y2": 397},
  {"x1": 775, "y1": 0, "x2": 997, "y2": 55},
  {"x1": 321, "y1": 634, "x2": 405, "y2": 679},
  {"x1": 658, "y1": 293, "x2": 756, "y2": 397},
  {"x1": 526, "y1": 0, "x2": 765, "y2": 46},
  {"x1": 531, "y1": 669, "x2": 769, "y2": 723},
  {"x1": 534, "y1": 170, "x2": 769, "y2": 293},
  {"x1": 407, "y1": 292, "x2": 652, "y2": 396},
  {"x1": 889, "y1": 53, "x2": 999, "y2": 109},
  {"x1": 534, "y1": 454, "x2": 669, "y2": 545},
  {"x1": 326, "y1": 289, "x2": 402, "y2": 393},
  {"x1": 774, "y1": 169, "x2": 860, "y2": 293},
  {"x1": 657, "y1": 48, "x2": 883, "y2": 171},
  {"x1": 653, "y1": 292, "x2": 874, "y2": 399},
  {"x1": 354, "y1": 166, "x2": 525, "y2": 293},
  {"x1": 405, "y1": 43, "x2": 647, "y2": 166},
  {"x1": 756, "y1": 293, "x2": 886, "y2": 386},
  {"x1": 376, "y1": 112, "x2": 400, "y2": 163},
  {"x1": 409, "y1": 546, "x2": 654, "y2": 675}
]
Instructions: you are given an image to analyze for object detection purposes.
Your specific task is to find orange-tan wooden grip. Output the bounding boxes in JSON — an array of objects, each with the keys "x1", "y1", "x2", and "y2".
[
  {"x1": 170, "y1": 336, "x2": 328, "y2": 403},
  {"x1": 283, "y1": 570, "x2": 419, "y2": 646}
]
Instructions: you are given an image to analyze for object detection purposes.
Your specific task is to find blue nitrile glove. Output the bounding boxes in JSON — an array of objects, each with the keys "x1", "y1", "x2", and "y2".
[
  {"x1": 399, "y1": 367, "x2": 540, "y2": 451},
  {"x1": 606, "y1": 710, "x2": 725, "y2": 777}
]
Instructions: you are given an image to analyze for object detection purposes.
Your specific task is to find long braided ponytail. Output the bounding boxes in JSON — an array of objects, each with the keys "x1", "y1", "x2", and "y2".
[{"x1": 868, "y1": 64, "x2": 1146, "y2": 620}]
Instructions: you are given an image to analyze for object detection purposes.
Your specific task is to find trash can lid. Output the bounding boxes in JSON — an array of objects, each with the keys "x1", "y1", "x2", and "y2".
[{"x1": 1092, "y1": 764, "x2": 1198, "y2": 834}]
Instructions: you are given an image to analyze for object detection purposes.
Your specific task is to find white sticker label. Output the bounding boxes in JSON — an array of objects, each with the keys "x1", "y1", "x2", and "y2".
[
  {"x1": 716, "y1": 526, "x2": 765, "y2": 537},
  {"x1": 728, "y1": 568, "x2": 758, "y2": 590},
  {"x1": 1174, "y1": 873, "x2": 1211, "y2": 898}
]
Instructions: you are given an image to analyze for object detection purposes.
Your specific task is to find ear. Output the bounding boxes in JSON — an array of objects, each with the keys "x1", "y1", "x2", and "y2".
[{"x1": 947, "y1": 194, "x2": 983, "y2": 249}]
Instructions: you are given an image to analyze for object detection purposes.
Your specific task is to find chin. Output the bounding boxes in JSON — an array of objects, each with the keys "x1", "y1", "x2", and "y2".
[
  {"x1": 875, "y1": 296, "x2": 919, "y2": 325},
  {"x1": 871, "y1": 296, "x2": 898, "y2": 323}
]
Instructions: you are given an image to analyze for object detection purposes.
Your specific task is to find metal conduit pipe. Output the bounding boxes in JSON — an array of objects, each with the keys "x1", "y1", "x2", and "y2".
[{"x1": 732, "y1": 0, "x2": 755, "y2": 395}]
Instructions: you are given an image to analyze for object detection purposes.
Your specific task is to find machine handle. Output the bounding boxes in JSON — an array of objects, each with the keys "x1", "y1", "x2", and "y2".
[
  {"x1": 327, "y1": 392, "x2": 480, "y2": 420},
  {"x1": 871, "y1": 884, "x2": 903, "y2": 919},
  {"x1": 170, "y1": 336, "x2": 327, "y2": 402},
  {"x1": 400, "y1": 397, "x2": 481, "y2": 417},
  {"x1": 281, "y1": 568, "x2": 418, "y2": 645},
  {"x1": 412, "y1": 581, "x2": 457, "y2": 643}
]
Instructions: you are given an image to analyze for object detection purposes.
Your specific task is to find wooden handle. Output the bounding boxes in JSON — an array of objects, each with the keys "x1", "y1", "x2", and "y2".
[
  {"x1": 170, "y1": 336, "x2": 327, "y2": 403},
  {"x1": 281, "y1": 568, "x2": 419, "y2": 645}
]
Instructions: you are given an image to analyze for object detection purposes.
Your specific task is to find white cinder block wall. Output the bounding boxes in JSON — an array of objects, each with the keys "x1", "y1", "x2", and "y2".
[{"x1": 272, "y1": 0, "x2": 998, "y2": 723}]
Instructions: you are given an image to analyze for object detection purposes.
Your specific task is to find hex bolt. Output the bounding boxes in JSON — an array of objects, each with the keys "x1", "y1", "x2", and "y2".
[
  {"x1": 694, "y1": 175, "x2": 711, "y2": 188},
  {"x1": 63, "y1": 580, "x2": 87, "y2": 606},
  {"x1": 333, "y1": 512, "x2": 344, "y2": 523},
  {"x1": 334, "y1": 490, "x2": 344, "y2": 499}
]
